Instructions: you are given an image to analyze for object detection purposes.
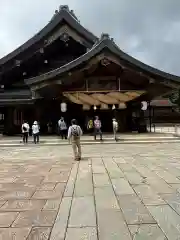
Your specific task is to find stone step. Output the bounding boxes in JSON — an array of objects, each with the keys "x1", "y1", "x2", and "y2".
[
  {"x1": 0, "y1": 135, "x2": 178, "y2": 142},
  {"x1": 0, "y1": 138, "x2": 180, "y2": 147}
]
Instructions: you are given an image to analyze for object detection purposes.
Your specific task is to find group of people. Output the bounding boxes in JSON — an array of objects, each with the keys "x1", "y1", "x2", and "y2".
[
  {"x1": 58, "y1": 116, "x2": 119, "y2": 161},
  {"x1": 58, "y1": 116, "x2": 119, "y2": 141},
  {"x1": 21, "y1": 116, "x2": 119, "y2": 161},
  {"x1": 21, "y1": 121, "x2": 40, "y2": 144}
]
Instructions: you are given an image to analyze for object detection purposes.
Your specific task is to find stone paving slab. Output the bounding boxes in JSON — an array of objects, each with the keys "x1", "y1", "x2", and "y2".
[
  {"x1": 50, "y1": 197, "x2": 72, "y2": 240},
  {"x1": 161, "y1": 192, "x2": 180, "y2": 215},
  {"x1": 65, "y1": 227, "x2": 97, "y2": 240},
  {"x1": 0, "y1": 143, "x2": 180, "y2": 239},
  {"x1": 148, "y1": 205, "x2": 180, "y2": 239},
  {"x1": 74, "y1": 161, "x2": 93, "y2": 197},
  {"x1": 12, "y1": 210, "x2": 57, "y2": 228},
  {"x1": 0, "y1": 227, "x2": 31, "y2": 240},
  {"x1": 133, "y1": 184, "x2": 166, "y2": 206},
  {"x1": 68, "y1": 196, "x2": 96, "y2": 227},
  {"x1": 117, "y1": 194, "x2": 156, "y2": 224},
  {"x1": 27, "y1": 227, "x2": 51, "y2": 240},
  {"x1": 128, "y1": 224, "x2": 167, "y2": 240},
  {"x1": 112, "y1": 178, "x2": 135, "y2": 195},
  {"x1": 97, "y1": 210, "x2": 132, "y2": 240}
]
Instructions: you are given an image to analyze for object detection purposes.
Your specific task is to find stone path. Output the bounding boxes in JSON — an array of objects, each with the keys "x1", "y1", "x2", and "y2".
[{"x1": 0, "y1": 143, "x2": 180, "y2": 239}]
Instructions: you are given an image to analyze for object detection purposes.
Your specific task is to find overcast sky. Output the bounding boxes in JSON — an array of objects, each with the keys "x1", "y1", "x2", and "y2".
[{"x1": 0, "y1": 0, "x2": 180, "y2": 75}]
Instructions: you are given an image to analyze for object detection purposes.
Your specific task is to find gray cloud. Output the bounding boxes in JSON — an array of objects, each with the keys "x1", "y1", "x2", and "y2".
[{"x1": 0, "y1": 0, "x2": 180, "y2": 75}]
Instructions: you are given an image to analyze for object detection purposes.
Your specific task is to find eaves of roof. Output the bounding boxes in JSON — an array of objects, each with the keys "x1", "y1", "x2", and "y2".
[{"x1": 25, "y1": 33, "x2": 180, "y2": 86}]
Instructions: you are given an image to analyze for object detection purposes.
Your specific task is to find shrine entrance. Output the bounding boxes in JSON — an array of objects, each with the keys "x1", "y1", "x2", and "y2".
[
  {"x1": 32, "y1": 98, "x2": 86, "y2": 134},
  {"x1": 30, "y1": 99, "x2": 130, "y2": 134}
]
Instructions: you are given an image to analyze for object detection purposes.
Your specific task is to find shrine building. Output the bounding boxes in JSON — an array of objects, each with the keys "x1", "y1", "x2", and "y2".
[{"x1": 0, "y1": 5, "x2": 180, "y2": 134}]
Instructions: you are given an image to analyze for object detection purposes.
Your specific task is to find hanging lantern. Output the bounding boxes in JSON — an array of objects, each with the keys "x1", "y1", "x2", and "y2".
[
  {"x1": 40, "y1": 48, "x2": 44, "y2": 54},
  {"x1": 83, "y1": 104, "x2": 90, "y2": 110},
  {"x1": 44, "y1": 60, "x2": 48, "y2": 64},
  {"x1": 93, "y1": 105, "x2": 97, "y2": 110},
  {"x1": 100, "y1": 104, "x2": 108, "y2": 110},
  {"x1": 141, "y1": 101, "x2": 147, "y2": 111},
  {"x1": 118, "y1": 103, "x2": 126, "y2": 109},
  {"x1": 112, "y1": 104, "x2": 116, "y2": 110},
  {"x1": 61, "y1": 102, "x2": 67, "y2": 112}
]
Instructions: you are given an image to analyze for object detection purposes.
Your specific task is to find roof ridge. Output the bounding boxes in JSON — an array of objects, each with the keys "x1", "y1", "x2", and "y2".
[{"x1": 51, "y1": 5, "x2": 79, "y2": 23}]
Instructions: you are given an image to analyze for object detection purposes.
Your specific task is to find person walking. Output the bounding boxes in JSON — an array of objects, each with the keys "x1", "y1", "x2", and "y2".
[
  {"x1": 32, "y1": 121, "x2": 40, "y2": 144},
  {"x1": 68, "y1": 119, "x2": 82, "y2": 161},
  {"x1": 21, "y1": 121, "x2": 30, "y2": 144},
  {"x1": 87, "y1": 118, "x2": 94, "y2": 134},
  {"x1": 47, "y1": 121, "x2": 52, "y2": 134},
  {"x1": 94, "y1": 116, "x2": 102, "y2": 140},
  {"x1": 58, "y1": 117, "x2": 67, "y2": 139},
  {"x1": 112, "y1": 118, "x2": 118, "y2": 141}
]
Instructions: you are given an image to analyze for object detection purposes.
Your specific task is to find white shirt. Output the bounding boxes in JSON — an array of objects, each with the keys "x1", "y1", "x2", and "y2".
[
  {"x1": 113, "y1": 121, "x2": 118, "y2": 130},
  {"x1": 32, "y1": 124, "x2": 40, "y2": 134},
  {"x1": 21, "y1": 123, "x2": 30, "y2": 133},
  {"x1": 68, "y1": 125, "x2": 82, "y2": 139},
  {"x1": 58, "y1": 120, "x2": 67, "y2": 130}
]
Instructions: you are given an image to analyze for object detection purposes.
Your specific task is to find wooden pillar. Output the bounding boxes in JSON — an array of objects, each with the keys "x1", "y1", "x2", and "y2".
[
  {"x1": 33, "y1": 101, "x2": 41, "y2": 122},
  {"x1": 148, "y1": 101, "x2": 152, "y2": 132},
  {"x1": 4, "y1": 107, "x2": 14, "y2": 135}
]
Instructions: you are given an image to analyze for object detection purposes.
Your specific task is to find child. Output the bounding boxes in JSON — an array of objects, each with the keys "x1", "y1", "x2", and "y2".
[{"x1": 68, "y1": 119, "x2": 82, "y2": 161}]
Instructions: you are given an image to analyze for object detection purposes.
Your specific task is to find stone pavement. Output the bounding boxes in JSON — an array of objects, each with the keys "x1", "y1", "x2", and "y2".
[{"x1": 0, "y1": 143, "x2": 180, "y2": 239}]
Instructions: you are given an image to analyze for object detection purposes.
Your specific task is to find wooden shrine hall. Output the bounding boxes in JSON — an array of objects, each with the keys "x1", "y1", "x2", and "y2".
[{"x1": 0, "y1": 5, "x2": 180, "y2": 135}]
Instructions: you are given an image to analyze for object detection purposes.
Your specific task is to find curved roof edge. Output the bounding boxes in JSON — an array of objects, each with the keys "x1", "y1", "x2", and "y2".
[
  {"x1": 25, "y1": 33, "x2": 180, "y2": 86},
  {"x1": 0, "y1": 5, "x2": 98, "y2": 65}
]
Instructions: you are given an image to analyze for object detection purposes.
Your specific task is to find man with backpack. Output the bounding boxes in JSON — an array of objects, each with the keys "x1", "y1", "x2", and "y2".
[
  {"x1": 67, "y1": 119, "x2": 83, "y2": 161},
  {"x1": 58, "y1": 117, "x2": 67, "y2": 139},
  {"x1": 94, "y1": 116, "x2": 102, "y2": 140}
]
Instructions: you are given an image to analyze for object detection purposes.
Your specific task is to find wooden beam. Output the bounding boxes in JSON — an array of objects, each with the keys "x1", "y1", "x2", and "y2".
[
  {"x1": 160, "y1": 79, "x2": 180, "y2": 89},
  {"x1": 62, "y1": 90, "x2": 144, "y2": 93}
]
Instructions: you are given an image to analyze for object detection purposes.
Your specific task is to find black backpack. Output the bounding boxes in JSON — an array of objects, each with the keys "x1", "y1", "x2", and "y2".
[{"x1": 23, "y1": 126, "x2": 27, "y2": 131}]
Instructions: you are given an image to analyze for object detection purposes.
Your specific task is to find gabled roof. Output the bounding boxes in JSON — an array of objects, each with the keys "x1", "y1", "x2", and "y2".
[
  {"x1": 0, "y1": 5, "x2": 98, "y2": 66},
  {"x1": 25, "y1": 33, "x2": 180, "y2": 86}
]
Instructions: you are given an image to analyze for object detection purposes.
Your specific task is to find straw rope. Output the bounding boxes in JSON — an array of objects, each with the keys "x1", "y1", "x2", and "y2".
[{"x1": 91, "y1": 93, "x2": 119, "y2": 104}]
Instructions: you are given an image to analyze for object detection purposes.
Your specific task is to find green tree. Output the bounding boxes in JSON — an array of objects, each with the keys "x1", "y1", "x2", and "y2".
[{"x1": 169, "y1": 90, "x2": 180, "y2": 105}]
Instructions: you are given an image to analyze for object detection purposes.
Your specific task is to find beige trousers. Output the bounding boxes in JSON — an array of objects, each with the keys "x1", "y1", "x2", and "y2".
[
  {"x1": 71, "y1": 137, "x2": 81, "y2": 159},
  {"x1": 113, "y1": 128, "x2": 118, "y2": 140}
]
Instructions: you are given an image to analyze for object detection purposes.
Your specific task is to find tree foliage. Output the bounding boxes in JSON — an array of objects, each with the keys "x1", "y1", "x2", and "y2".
[{"x1": 169, "y1": 90, "x2": 180, "y2": 105}]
